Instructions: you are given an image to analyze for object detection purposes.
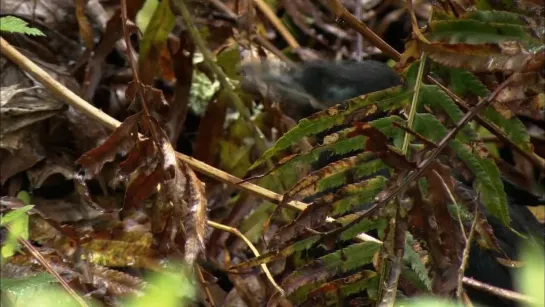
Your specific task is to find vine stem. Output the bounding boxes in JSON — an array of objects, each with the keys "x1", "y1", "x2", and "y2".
[
  {"x1": 457, "y1": 202, "x2": 479, "y2": 299},
  {"x1": 402, "y1": 53, "x2": 427, "y2": 156},
  {"x1": 207, "y1": 220, "x2": 285, "y2": 296}
]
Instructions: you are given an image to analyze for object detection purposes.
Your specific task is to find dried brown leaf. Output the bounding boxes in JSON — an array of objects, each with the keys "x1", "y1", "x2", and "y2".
[
  {"x1": 194, "y1": 95, "x2": 227, "y2": 164},
  {"x1": 75, "y1": 0, "x2": 95, "y2": 50},
  {"x1": 83, "y1": 235, "x2": 155, "y2": 268},
  {"x1": 26, "y1": 152, "x2": 75, "y2": 189},
  {"x1": 182, "y1": 162, "x2": 207, "y2": 265},
  {"x1": 76, "y1": 112, "x2": 141, "y2": 179},
  {"x1": 0, "y1": 126, "x2": 46, "y2": 184},
  {"x1": 423, "y1": 42, "x2": 545, "y2": 73},
  {"x1": 117, "y1": 138, "x2": 156, "y2": 179},
  {"x1": 123, "y1": 167, "x2": 163, "y2": 211}
]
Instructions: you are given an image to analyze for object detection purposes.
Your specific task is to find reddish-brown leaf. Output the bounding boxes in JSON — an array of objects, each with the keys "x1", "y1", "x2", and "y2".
[
  {"x1": 194, "y1": 94, "x2": 228, "y2": 165},
  {"x1": 117, "y1": 138, "x2": 156, "y2": 177},
  {"x1": 76, "y1": 112, "x2": 141, "y2": 179},
  {"x1": 423, "y1": 42, "x2": 545, "y2": 73},
  {"x1": 123, "y1": 167, "x2": 163, "y2": 211},
  {"x1": 349, "y1": 123, "x2": 416, "y2": 171}
]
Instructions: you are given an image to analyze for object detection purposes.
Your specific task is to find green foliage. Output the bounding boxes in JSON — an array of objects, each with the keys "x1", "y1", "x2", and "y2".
[
  {"x1": 414, "y1": 113, "x2": 510, "y2": 225},
  {"x1": 1, "y1": 192, "x2": 34, "y2": 260},
  {"x1": 124, "y1": 263, "x2": 195, "y2": 307},
  {"x1": 0, "y1": 274, "x2": 87, "y2": 307},
  {"x1": 0, "y1": 16, "x2": 45, "y2": 36},
  {"x1": 397, "y1": 242, "x2": 545, "y2": 307},
  {"x1": 272, "y1": 115, "x2": 406, "y2": 178},
  {"x1": 136, "y1": 0, "x2": 159, "y2": 33},
  {"x1": 0, "y1": 273, "x2": 56, "y2": 292},
  {"x1": 428, "y1": 9, "x2": 541, "y2": 48},
  {"x1": 419, "y1": 84, "x2": 478, "y2": 143},
  {"x1": 337, "y1": 216, "x2": 388, "y2": 241},
  {"x1": 137, "y1": 0, "x2": 176, "y2": 68},
  {"x1": 428, "y1": 20, "x2": 539, "y2": 47},
  {"x1": 298, "y1": 271, "x2": 379, "y2": 306},
  {"x1": 316, "y1": 155, "x2": 389, "y2": 193},
  {"x1": 329, "y1": 176, "x2": 387, "y2": 217},
  {"x1": 438, "y1": 65, "x2": 532, "y2": 151},
  {"x1": 403, "y1": 234, "x2": 431, "y2": 291},
  {"x1": 239, "y1": 201, "x2": 276, "y2": 243},
  {"x1": 281, "y1": 241, "x2": 382, "y2": 305},
  {"x1": 462, "y1": 10, "x2": 529, "y2": 25},
  {"x1": 251, "y1": 87, "x2": 412, "y2": 169},
  {"x1": 1, "y1": 264, "x2": 195, "y2": 307},
  {"x1": 2, "y1": 283, "x2": 83, "y2": 307},
  {"x1": 516, "y1": 244, "x2": 545, "y2": 307},
  {"x1": 234, "y1": 217, "x2": 386, "y2": 269},
  {"x1": 482, "y1": 107, "x2": 532, "y2": 152},
  {"x1": 396, "y1": 297, "x2": 465, "y2": 307}
]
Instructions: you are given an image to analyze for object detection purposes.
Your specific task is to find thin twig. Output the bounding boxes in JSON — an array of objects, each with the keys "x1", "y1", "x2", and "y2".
[
  {"x1": 457, "y1": 200, "x2": 479, "y2": 298},
  {"x1": 253, "y1": 0, "x2": 300, "y2": 49},
  {"x1": 207, "y1": 220, "x2": 285, "y2": 296},
  {"x1": 461, "y1": 291, "x2": 474, "y2": 307},
  {"x1": 433, "y1": 170, "x2": 467, "y2": 240},
  {"x1": 195, "y1": 265, "x2": 216, "y2": 307},
  {"x1": 119, "y1": 0, "x2": 160, "y2": 143},
  {"x1": 325, "y1": 0, "x2": 401, "y2": 60},
  {"x1": 463, "y1": 277, "x2": 535, "y2": 304},
  {"x1": 402, "y1": 53, "x2": 426, "y2": 155},
  {"x1": 5, "y1": 225, "x2": 90, "y2": 307}
]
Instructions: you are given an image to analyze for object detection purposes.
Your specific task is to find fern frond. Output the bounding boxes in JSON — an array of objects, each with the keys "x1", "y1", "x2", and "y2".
[{"x1": 0, "y1": 16, "x2": 45, "y2": 36}]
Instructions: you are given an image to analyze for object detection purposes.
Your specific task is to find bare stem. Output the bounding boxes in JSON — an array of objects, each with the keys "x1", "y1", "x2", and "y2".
[{"x1": 207, "y1": 220, "x2": 285, "y2": 296}]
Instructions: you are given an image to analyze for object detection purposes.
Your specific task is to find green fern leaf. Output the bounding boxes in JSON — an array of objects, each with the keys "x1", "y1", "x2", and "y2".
[
  {"x1": 442, "y1": 66, "x2": 532, "y2": 151},
  {"x1": 273, "y1": 116, "x2": 406, "y2": 178},
  {"x1": 269, "y1": 241, "x2": 382, "y2": 306},
  {"x1": 251, "y1": 87, "x2": 411, "y2": 169},
  {"x1": 483, "y1": 107, "x2": 532, "y2": 152},
  {"x1": 329, "y1": 176, "x2": 387, "y2": 217},
  {"x1": 403, "y1": 234, "x2": 432, "y2": 291},
  {"x1": 298, "y1": 270, "x2": 379, "y2": 306},
  {"x1": 338, "y1": 216, "x2": 388, "y2": 241},
  {"x1": 427, "y1": 19, "x2": 540, "y2": 48},
  {"x1": 232, "y1": 217, "x2": 386, "y2": 270},
  {"x1": 414, "y1": 113, "x2": 510, "y2": 225},
  {"x1": 447, "y1": 67, "x2": 490, "y2": 97},
  {"x1": 0, "y1": 16, "x2": 45, "y2": 36},
  {"x1": 317, "y1": 157, "x2": 388, "y2": 193},
  {"x1": 477, "y1": 157, "x2": 509, "y2": 224},
  {"x1": 283, "y1": 152, "x2": 386, "y2": 203},
  {"x1": 463, "y1": 10, "x2": 531, "y2": 25},
  {"x1": 420, "y1": 85, "x2": 479, "y2": 143}
]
